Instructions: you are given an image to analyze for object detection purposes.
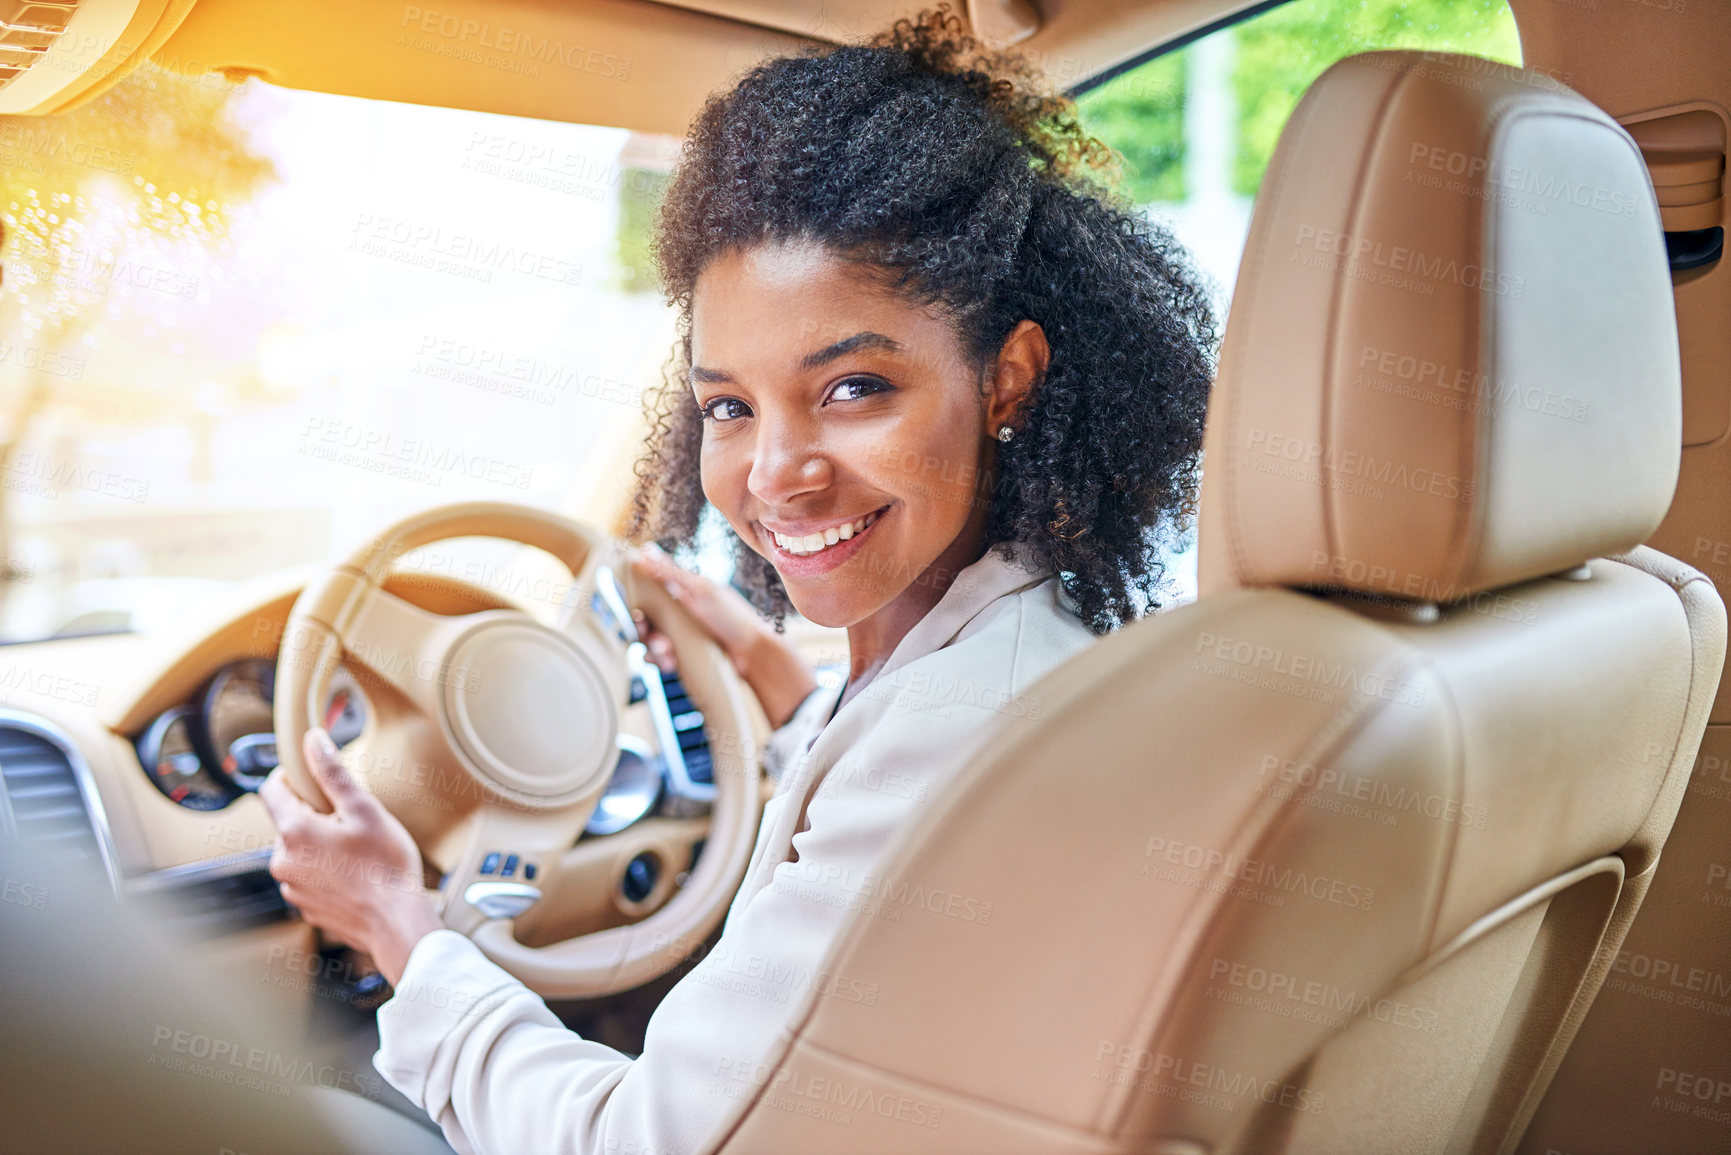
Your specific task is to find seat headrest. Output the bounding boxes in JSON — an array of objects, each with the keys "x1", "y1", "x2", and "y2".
[{"x1": 1199, "y1": 52, "x2": 1680, "y2": 602}]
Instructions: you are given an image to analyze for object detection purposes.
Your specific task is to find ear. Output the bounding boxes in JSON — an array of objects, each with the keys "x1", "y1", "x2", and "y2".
[{"x1": 984, "y1": 319, "x2": 1050, "y2": 435}]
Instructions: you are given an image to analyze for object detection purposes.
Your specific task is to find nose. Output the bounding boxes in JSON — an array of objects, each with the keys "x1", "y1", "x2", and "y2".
[{"x1": 746, "y1": 409, "x2": 832, "y2": 509}]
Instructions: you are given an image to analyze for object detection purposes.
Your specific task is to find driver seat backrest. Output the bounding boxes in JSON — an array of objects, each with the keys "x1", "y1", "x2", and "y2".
[{"x1": 708, "y1": 53, "x2": 1725, "y2": 1155}]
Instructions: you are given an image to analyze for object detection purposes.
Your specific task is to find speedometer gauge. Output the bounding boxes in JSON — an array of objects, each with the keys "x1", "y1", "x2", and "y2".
[
  {"x1": 137, "y1": 706, "x2": 237, "y2": 811},
  {"x1": 202, "y1": 659, "x2": 275, "y2": 791},
  {"x1": 200, "y1": 659, "x2": 367, "y2": 793}
]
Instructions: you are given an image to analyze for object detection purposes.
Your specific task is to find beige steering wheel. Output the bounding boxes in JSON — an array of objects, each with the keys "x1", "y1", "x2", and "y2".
[{"x1": 272, "y1": 501, "x2": 764, "y2": 998}]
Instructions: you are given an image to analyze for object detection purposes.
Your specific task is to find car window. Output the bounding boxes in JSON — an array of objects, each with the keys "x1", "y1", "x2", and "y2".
[
  {"x1": 1075, "y1": 0, "x2": 1523, "y2": 600},
  {"x1": 0, "y1": 66, "x2": 685, "y2": 642}
]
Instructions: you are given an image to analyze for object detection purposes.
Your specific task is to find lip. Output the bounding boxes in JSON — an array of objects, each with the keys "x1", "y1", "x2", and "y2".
[{"x1": 761, "y1": 504, "x2": 890, "y2": 578}]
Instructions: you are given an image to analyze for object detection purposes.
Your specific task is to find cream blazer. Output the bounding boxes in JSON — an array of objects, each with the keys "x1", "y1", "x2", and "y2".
[{"x1": 373, "y1": 539, "x2": 1098, "y2": 1154}]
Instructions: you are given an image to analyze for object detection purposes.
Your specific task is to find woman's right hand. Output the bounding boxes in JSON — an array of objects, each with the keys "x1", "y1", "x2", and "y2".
[{"x1": 629, "y1": 543, "x2": 818, "y2": 729}]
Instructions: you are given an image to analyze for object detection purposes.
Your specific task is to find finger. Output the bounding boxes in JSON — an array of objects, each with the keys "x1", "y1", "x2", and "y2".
[
  {"x1": 269, "y1": 845, "x2": 301, "y2": 887},
  {"x1": 646, "y1": 632, "x2": 677, "y2": 674},
  {"x1": 633, "y1": 609, "x2": 667, "y2": 647},
  {"x1": 637, "y1": 546, "x2": 691, "y2": 598},
  {"x1": 303, "y1": 728, "x2": 367, "y2": 814},
  {"x1": 276, "y1": 880, "x2": 310, "y2": 915},
  {"x1": 258, "y1": 767, "x2": 309, "y2": 833},
  {"x1": 634, "y1": 545, "x2": 678, "y2": 584}
]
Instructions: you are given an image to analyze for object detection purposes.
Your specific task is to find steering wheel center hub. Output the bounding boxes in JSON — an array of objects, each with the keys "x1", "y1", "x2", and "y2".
[{"x1": 441, "y1": 619, "x2": 617, "y2": 807}]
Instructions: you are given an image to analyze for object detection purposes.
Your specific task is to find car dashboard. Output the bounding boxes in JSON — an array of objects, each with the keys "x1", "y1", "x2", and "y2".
[{"x1": 0, "y1": 561, "x2": 744, "y2": 981}]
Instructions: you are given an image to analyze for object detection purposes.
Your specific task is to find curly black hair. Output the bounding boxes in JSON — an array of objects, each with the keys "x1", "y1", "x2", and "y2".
[{"x1": 623, "y1": 3, "x2": 1217, "y2": 636}]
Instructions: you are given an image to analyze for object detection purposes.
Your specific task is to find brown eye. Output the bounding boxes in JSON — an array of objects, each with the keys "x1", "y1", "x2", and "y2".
[
  {"x1": 700, "y1": 398, "x2": 751, "y2": 423},
  {"x1": 828, "y1": 376, "x2": 889, "y2": 403}
]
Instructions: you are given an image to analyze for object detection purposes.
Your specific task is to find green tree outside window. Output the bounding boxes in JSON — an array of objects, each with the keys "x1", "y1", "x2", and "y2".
[
  {"x1": 1075, "y1": 53, "x2": 1187, "y2": 204},
  {"x1": 1233, "y1": 0, "x2": 1520, "y2": 196},
  {"x1": 1076, "y1": 0, "x2": 1521, "y2": 206}
]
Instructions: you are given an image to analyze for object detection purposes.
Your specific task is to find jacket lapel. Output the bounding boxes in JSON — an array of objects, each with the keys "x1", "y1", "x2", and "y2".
[{"x1": 734, "y1": 541, "x2": 1053, "y2": 903}]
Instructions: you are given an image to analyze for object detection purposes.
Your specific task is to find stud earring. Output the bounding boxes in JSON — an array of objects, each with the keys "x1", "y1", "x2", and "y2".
[{"x1": 996, "y1": 425, "x2": 1014, "y2": 442}]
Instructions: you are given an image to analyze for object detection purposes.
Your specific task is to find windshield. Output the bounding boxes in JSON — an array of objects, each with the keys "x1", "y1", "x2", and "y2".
[{"x1": 0, "y1": 66, "x2": 680, "y2": 643}]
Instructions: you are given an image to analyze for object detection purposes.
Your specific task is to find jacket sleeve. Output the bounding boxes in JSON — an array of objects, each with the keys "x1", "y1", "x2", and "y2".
[
  {"x1": 373, "y1": 930, "x2": 636, "y2": 1155},
  {"x1": 371, "y1": 684, "x2": 837, "y2": 1155}
]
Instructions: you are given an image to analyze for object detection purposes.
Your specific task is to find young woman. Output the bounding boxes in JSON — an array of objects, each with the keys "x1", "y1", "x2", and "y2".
[{"x1": 259, "y1": 8, "x2": 1215, "y2": 1152}]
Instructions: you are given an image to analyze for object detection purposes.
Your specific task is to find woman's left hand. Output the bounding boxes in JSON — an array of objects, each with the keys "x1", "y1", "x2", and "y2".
[{"x1": 258, "y1": 728, "x2": 444, "y2": 986}]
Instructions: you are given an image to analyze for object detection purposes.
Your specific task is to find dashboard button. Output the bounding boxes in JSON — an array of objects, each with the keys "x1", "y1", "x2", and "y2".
[{"x1": 480, "y1": 853, "x2": 500, "y2": 875}]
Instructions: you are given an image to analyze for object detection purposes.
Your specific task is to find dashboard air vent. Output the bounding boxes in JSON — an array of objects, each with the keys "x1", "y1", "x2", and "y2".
[
  {"x1": 661, "y1": 669, "x2": 713, "y2": 785},
  {"x1": 139, "y1": 862, "x2": 292, "y2": 937},
  {"x1": 0, "y1": 722, "x2": 110, "y2": 878}
]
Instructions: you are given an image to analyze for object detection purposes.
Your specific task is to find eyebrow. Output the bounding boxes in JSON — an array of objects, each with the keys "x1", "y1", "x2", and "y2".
[
  {"x1": 689, "y1": 330, "x2": 904, "y2": 387},
  {"x1": 800, "y1": 330, "x2": 903, "y2": 370}
]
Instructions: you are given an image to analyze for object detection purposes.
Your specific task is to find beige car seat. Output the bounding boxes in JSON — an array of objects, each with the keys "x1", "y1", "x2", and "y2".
[{"x1": 706, "y1": 52, "x2": 1724, "y2": 1155}]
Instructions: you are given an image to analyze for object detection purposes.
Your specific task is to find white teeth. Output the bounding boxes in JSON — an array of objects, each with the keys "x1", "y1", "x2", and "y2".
[{"x1": 772, "y1": 509, "x2": 882, "y2": 555}]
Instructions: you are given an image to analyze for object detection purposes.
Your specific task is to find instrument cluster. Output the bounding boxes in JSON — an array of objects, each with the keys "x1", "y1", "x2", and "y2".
[{"x1": 135, "y1": 659, "x2": 366, "y2": 811}]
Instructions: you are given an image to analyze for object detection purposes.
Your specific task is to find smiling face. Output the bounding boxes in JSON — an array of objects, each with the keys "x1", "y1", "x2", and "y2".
[{"x1": 690, "y1": 237, "x2": 1035, "y2": 630}]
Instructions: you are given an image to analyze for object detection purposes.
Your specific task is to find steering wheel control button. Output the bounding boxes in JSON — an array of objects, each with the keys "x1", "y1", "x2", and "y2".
[
  {"x1": 479, "y1": 852, "x2": 500, "y2": 875},
  {"x1": 442, "y1": 619, "x2": 618, "y2": 807},
  {"x1": 464, "y1": 882, "x2": 542, "y2": 921}
]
